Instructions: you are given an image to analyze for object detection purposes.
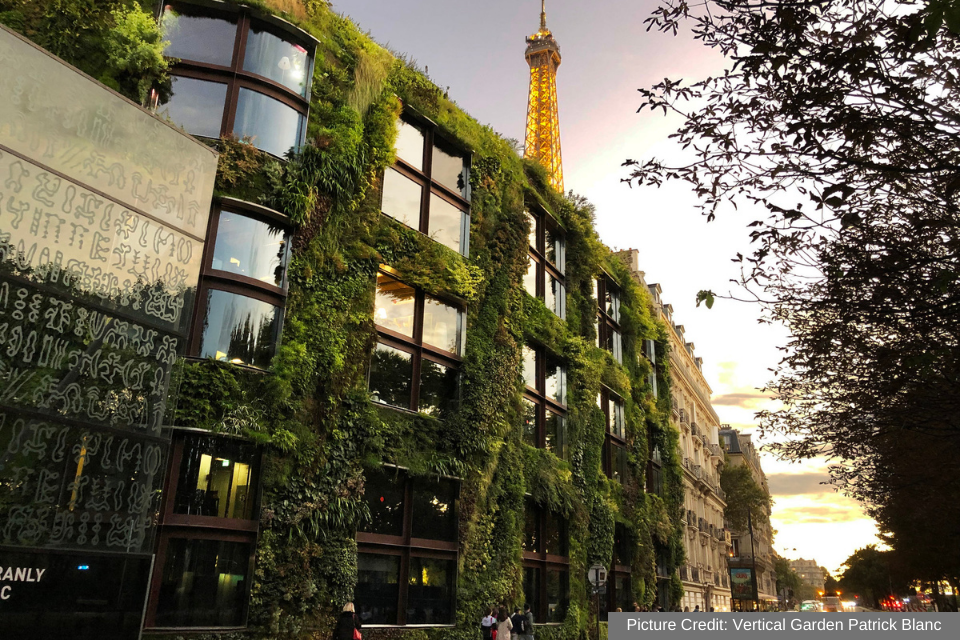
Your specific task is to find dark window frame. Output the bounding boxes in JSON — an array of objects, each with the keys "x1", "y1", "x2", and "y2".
[
  {"x1": 357, "y1": 467, "x2": 459, "y2": 627},
  {"x1": 599, "y1": 387, "x2": 629, "y2": 483},
  {"x1": 382, "y1": 114, "x2": 472, "y2": 257},
  {"x1": 144, "y1": 430, "x2": 263, "y2": 630},
  {"x1": 160, "y1": 2, "x2": 314, "y2": 158},
  {"x1": 595, "y1": 275, "x2": 623, "y2": 363},
  {"x1": 187, "y1": 199, "x2": 290, "y2": 368},
  {"x1": 370, "y1": 268, "x2": 465, "y2": 413},
  {"x1": 522, "y1": 344, "x2": 568, "y2": 461},
  {"x1": 525, "y1": 206, "x2": 566, "y2": 318},
  {"x1": 522, "y1": 498, "x2": 570, "y2": 625}
]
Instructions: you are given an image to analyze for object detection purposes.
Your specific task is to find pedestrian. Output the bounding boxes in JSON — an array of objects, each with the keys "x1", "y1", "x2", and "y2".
[
  {"x1": 709, "y1": 607, "x2": 715, "y2": 612},
  {"x1": 497, "y1": 607, "x2": 513, "y2": 640},
  {"x1": 522, "y1": 603, "x2": 535, "y2": 640},
  {"x1": 510, "y1": 607, "x2": 527, "y2": 638},
  {"x1": 481, "y1": 607, "x2": 497, "y2": 640},
  {"x1": 694, "y1": 605, "x2": 700, "y2": 612},
  {"x1": 633, "y1": 602, "x2": 641, "y2": 612},
  {"x1": 683, "y1": 606, "x2": 690, "y2": 612},
  {"x1": 335, "y1": 602, "x2": 362, "y2": 640}
]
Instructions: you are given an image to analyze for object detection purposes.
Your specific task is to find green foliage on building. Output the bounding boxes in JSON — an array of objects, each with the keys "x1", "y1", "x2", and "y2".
[{"x1": 1, "y1": 1, "x2": 687, "y2": 637}]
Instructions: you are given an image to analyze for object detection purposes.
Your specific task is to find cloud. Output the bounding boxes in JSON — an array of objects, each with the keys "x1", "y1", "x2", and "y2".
[
  {"x1": 767, "y1": 472, "x2": 833, "y2": 496},
  {"x1": 711, "y1": 391, "x2": 772, "y2": 408},
  {"x1": 774, "y1": 504, "x2": 866, "y2": 525}
]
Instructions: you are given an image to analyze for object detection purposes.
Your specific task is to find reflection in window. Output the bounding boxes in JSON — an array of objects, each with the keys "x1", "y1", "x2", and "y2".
[
  {"x1": 422, "y1": 296, "x2": 461, "y2": 353},
  {"x1": 395, "y1": 120, "x2": 425, "y2": 171},
  {"x1": 523, "y1": 257, "x2": 538, "y2": 298},
  {"x1": 369, "y1": 343, "x2": 412, "y2": 409},
  {"x1": 419, "y1": 359, "x2": 457, "y2": 416},
  {"x1": 524, "y1": 500, "x2": 540, "y2": 552},
  {"x1": 546, "y1": 569, "x2": 569, "y2": 623},
  {"x1": 429, "y1": 194, "x2": 465, "y2": 254},
  {"x1": 162, "y1": 7, "x2": 237, "y2": 67},
  {"x1": 375, "y1": 274, "x2": 416, "y2": 338},
  {"x1": 527, "y1": 212, "x2": 538, "y2": 249},
  {"x1": 163, "y1": 76, "x2": 227, "y2": 138},
  {"x1": 411, "y1": 477, "x2": 458, "y2": 541},
  {"x1": 432, "y1": 145, "x2": 466, "y2": 196},
  {"x1": 243, "y1": 25, "x2": 311, "y2": 95},
  {"x1": 174, "y1": 436, "x2": 258, "y2": 519},
  {"x1": 361, "y1": 470, "x2": 405, "y2": 537},
  {"x1": 356, "y1": 554, "x2": 401, "y2": 624},
  {"x1": 611, "y1": 445, "x2": 628, "y2": 484},
  {"x1": 545, "y1": 357, "x2": 565, "y2": 405},
  {"x1": 522, "y1": 346, "x2": 537, "y2": 390},
  {"x1": 610, "y1": 396, "x2": 625, "y2": 439},
  {"x1": 234, "y1": 88, "x2": 305, "y2": 157},
  {"x1": 522, "y1": 398, "x2": 537, "y2": 447},
  {"x1": 212, "y1": 211, "x2": 289, "y2": 286},
  {"x1": 544, "y1": 509, "x2": 568, "y2": 556},
  {"x1": 199, "y1": 289, "x2": 279, "y2": 368},
  {"x1": 524, "y1": 567, "x2": 541, "y2": 620},
  {"x1": 546, "y1": 226, "x2": 564, "y2": 273},
  {"x1": 545, "y1": 410, "x2": 567, "y2": 461},
  {"x1": 407, "y1": 557, "x2": 456, "y2": 624},
  {"x1": 155, "y1": 538, "x2": 251, "y2": 627},
  {"x1": 382, "y1": 168, "x2": 423, "y2": 229}
]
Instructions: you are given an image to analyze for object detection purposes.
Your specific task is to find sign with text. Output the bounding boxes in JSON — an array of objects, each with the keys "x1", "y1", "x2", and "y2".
[
  {"x1": 730, "y1": 567, "x2": 757, "y2": 600},
  {"x1": 608, "y1": 613, "x2": 960, "y2": 640},
  {"x1": 0, "y1": 23, "x2": 217, "y2": 638}
]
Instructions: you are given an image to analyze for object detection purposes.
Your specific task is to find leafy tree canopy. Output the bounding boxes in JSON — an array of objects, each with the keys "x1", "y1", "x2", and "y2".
[{"x1": 719, "y1": 459, "x2": 770, "y2": 532}]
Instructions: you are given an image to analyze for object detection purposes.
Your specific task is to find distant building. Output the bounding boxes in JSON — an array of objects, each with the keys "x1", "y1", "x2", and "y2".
[
  {"x1": 791, "y1": 558, "x2": 826, "y2": 592},
  {"x1": 720, "y1": 428, "x2": 779, "y2": 610},
  {"x1": 618, "y1": 250, "x2": 733, "y2": 612}
]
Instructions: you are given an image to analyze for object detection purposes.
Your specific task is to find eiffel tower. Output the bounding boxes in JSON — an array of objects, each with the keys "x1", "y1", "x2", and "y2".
[{"x1": 524, "y1": 0, "x2": 564, "y2": 192}]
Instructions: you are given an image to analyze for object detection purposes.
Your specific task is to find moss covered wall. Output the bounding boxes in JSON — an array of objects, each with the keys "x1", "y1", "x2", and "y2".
[{"x1": 0, "y1": 1, "x2": 686, "y2": 637}]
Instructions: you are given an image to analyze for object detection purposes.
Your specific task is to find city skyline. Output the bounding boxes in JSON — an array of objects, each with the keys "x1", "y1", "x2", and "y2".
[{"x1": 334, "y1": 0, "x2": 881, "y2": 573}]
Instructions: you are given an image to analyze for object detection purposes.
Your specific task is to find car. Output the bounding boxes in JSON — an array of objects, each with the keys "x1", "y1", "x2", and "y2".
[
  {"x1": 822, "y1": 596, "x2": 844, "y2": 612},
  {"x1": 800, "y1": 601, "x2": 822, "y2": 612}
]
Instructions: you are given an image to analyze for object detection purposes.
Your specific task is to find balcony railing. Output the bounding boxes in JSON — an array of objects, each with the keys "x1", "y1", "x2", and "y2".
[
  {"x1": 679, "y1": 565, "x2": 689, "y2": 581},
  {"x1": 691, "y1": 567, "x2": 701, "y2": 582}
]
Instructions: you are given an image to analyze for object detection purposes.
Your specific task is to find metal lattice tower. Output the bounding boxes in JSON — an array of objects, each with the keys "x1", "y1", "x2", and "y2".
[{"x1": 524, "y1": 0, "x2": 564, "y2": 192}]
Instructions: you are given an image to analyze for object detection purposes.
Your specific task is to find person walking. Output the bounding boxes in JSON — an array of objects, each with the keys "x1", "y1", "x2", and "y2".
[
  {"x1": 522, "y1": 603, "x2": 535, "y2": 640},
  {"x1": 496, "y1": 607, "x2": 513, "y2": 640},
  {"x1": 510, "y1": 607, "x2": 527, "y2": 638},
  {"x1": 481, "y1": 608, "x2": 497, "y2": 640},
  {"x1": 335, "y1": 603, "x2": 362, "y2": 640}
]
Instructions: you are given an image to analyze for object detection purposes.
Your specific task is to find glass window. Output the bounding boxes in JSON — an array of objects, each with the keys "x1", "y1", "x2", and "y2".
[
  {"x1": 522, "y1": 398, "x2": 537, "y2": 447},
  {"x1": 155, "y1": 538, "x2": 251, "y2": 627},
  {"x1": 523, "y1": 501, "x2": 540, "y2": 552},
  {"x1": 614, "y1": 525, "x2": 633, "y2": 566},
  {"x1": 369, "y1": 343, "x2": 412, "y2": 409},
  {"x1": 407, "y1": 557, "x2": 456, "y2": 624},
  {"x1": 234, "y1": 88, "x2": 304, "y2": 157},
  {"x1": 362, "y1": 470, "x2": 405, "y2": 537},
  {"x1": 422, "y1": 296, "x2": 461, "y2": 354},
  {"x1": 419, "y1": 359, "x2": 457, "y2": 416},
  {"x1": 162, "y1": 7, "x2": 237, "y2": 67},
  {"x1": 356, "y1": 554, "x2": 401, "y2": 625},
  {"x1": 174, "y1": 435, "x2": 258, "y2": 520},
  {"x1": 543, "y1": 510, "x2": 568, "y2": 556},
  {"x1": 522, "y1": 346, "x2": 537, "y2": 390},
  {"x1": 544, "y1": 357, "x2": 565, "y2": 405},
  {"x1": 545, "y1": 569, "x2": 569, "y2": 623},
  {"x1": 411, "y1": 477, "x2": 458, "y2": 541},
  {"x1": 429, "y1": 194, "x2": 465, "y2": 254},
  {"x1": 395, "y1": 120, "x2": 425, "y2": 171},
  {"x1": 615, "y1": 574, "x2": 633, "y2": 613},
  {"x1": 432, "y1": 145, "x2": 466, "y2": 195},
  {"x1": 163, "y1": 76, "x2": 227, "y2": 138},
  {"x1": 243, "y1": 25, "x2": 311, "y2": 96},
  {"x1": 610, "y1": 397, "x2": 625, "y2": 439},
  {"x1": 199, "y1": 289, "x2": 279, "y2": 368},
  {"x1": 524, "y1": 567, "x2": 542, "y2": 619},
  {"x1": 546, "y1": 226, "x2": 563, "y2": 272},
  {"x1": 606, "y1": 288, "x2": 620, "y2": 322},
  {"x1": 382, "y1": 168, "x2": 423, "y2": 229},
  {"x1": 545, "y1": 410, "x2": 566, "y2": 461},
  {"x1": 527, "y1": 211, "x2": 538, "y2": 249},
  {"x1": 546, "y1": 275, "x2": 564, "y2": 318},
  {"x1": 212, "y1": 210, "x2": 289, "y2": 286},
  {"x1": 375, "y1": 274, "x2": 416, "y2": 338},
  {"x1": 612, "y1": 445, "x2": 628, "y2": 484},
  {"x1": 523, "y1": 256, "x2": 538, "y2": 298}
]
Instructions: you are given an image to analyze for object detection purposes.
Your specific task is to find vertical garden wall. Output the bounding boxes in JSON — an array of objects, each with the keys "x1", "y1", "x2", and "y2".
[{"x1": 0, "y1": 1, "x2": 686, "y2": 637}]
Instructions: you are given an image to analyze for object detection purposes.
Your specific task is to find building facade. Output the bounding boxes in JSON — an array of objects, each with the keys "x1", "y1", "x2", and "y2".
[
  {"x1": 791, "y1": 558, "x2": 826, "y2": 594},
  {"x1": 720, "y1": 428, "x2": 780, "y2": 610},
  {"x1": 617, "y1": 250, "x2": 733, "y2": 612},
  {"x1": 0, "y1": 2, "x2": 688, "y2": 638}
]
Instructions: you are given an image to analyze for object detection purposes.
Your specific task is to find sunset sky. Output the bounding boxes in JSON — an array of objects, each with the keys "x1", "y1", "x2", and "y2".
[{"x1": 334, "y1": 0, "x2": 882, "y2": 573}]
